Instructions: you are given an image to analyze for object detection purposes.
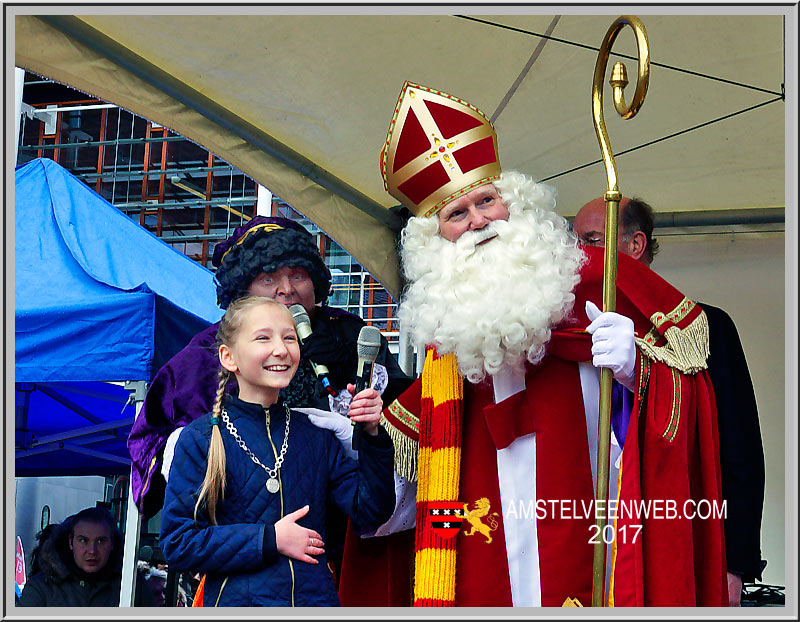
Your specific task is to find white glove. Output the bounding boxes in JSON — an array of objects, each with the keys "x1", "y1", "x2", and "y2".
[
  {"x1": 295, "y1": 407, "x2": 358, "y2": 461},
  {"x1": 585, "y1": 300, "x2": 637, "y2": 391},
  {"x1": 328, "y1": 362, "x2": 389, "y2": 416}
]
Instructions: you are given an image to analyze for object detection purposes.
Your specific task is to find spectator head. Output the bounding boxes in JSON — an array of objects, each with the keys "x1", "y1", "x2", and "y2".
[
  {"x1": 68, "y1": 507, "x2": 118, "y2": 574},
  {"x1": 138, "y1": 562, "x2": 168, "y2": 606},
  {"x1": 573, "y1": 196, "x2": 660, "y2": 265}
]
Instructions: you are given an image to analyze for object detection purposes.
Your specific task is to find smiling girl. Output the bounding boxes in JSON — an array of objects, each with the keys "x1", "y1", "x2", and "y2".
[{"x1": 159, "y1": 296, "x2": 395, "y2": 606}]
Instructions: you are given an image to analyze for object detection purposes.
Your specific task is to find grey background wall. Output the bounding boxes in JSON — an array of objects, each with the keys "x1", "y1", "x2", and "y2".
[{"x1": 652, "y1": 230, "x2": 786, "y2": 586}]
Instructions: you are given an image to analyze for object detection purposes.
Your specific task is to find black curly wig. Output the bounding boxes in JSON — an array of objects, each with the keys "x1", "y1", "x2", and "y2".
[{"x1": 213, "y1": 219, "x2": 331, "y2": 310}]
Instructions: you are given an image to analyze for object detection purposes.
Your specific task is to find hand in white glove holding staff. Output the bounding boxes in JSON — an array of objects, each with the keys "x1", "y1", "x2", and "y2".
[{"x1": 585, "y1": 300, "x2": 637, "y2": 391}]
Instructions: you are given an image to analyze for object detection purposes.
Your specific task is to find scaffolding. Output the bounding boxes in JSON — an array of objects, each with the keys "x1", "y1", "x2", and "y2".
[{"x1": 17, "y1": 73, "x2": 400, "y2": 343}]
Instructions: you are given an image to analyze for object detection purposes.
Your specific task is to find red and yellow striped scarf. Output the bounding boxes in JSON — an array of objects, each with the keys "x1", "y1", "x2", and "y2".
[{"x1": 414, "y1": 347, "x2": 463, "y2": 606}]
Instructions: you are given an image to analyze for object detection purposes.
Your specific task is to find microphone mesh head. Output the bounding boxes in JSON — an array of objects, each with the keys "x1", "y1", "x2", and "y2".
[
  {"x1": 288, "y1": 304, "x2": 310, "y2": 326},
  {"x1": 356, "y1": 326, "x2": 382, "y2": 362}
]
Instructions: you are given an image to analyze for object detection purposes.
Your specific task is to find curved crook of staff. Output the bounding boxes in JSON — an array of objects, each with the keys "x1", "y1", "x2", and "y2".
[{"x1": 590, "y1": 15, "x2": 649, "y2": 608}]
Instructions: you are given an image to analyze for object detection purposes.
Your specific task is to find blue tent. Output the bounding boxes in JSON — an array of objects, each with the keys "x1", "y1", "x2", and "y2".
[{"x1": 15, "y1": 158, "x2": 224, "y2": 476}]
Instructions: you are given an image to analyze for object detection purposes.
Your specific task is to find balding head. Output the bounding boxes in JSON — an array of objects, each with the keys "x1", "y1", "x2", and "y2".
[{"x1": 573, "y1": 196, "x2": 659, "y2": 265}]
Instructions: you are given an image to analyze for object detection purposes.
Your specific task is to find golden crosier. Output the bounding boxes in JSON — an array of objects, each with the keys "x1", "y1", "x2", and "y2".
[{"x1": 589, "y1": 15, "x2": 650, "y2": 608}]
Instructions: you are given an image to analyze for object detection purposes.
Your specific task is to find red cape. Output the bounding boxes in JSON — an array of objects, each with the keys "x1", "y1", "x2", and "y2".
[{"x1": 339, "y1": 247, "x2": 727, "y2": 607}]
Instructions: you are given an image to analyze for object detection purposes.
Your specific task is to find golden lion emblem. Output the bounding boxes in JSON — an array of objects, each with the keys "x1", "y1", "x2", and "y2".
[{"x1": 457, "y1": 497, "x2": 499, "y2": 544}]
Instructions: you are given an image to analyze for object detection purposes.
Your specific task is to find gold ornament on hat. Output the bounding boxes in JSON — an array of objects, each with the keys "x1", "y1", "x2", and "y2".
[{"x1": 380, "y1": 82, "x2": 502, "y2": 218}]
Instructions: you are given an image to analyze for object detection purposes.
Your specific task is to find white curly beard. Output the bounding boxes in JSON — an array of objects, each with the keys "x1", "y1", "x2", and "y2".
[{"x1": 397, "y1": 171, "x2": 586, "y2": 384}]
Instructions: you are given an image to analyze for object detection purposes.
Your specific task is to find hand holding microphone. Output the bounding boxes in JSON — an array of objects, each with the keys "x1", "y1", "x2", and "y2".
[
  {"x1": 289, "y1": 304, "x2": 338, "y2": 396},
  {"x1": 351, "y1": 326, "x2": 382, "y2": 451},
  {"x1": 346, "y1": 383, "x2": 382, "y2": 433}
]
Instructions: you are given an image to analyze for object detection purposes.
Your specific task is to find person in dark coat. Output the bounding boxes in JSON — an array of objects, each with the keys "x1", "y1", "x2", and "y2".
[
  {"x1": 17, "y1": 506, "x2": 157, "y2": 607},
  {"x1": 574, "y1": 196, "x2": 767, "y2": 606},
  {"x1": 159, "y1": 297, "x2": 395, "y2": 606}
]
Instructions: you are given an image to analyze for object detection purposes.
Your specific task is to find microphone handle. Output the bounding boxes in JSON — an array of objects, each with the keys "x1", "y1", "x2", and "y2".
[
  {"x1": 295, "y1": 321, "x2": 338, "y2": 396},
  {"x1": 351, "y1": 360, "x2": 374, "y2": 452},
  {"x1": 311, "y1": 363, "x2": 337, "y2": 396}
]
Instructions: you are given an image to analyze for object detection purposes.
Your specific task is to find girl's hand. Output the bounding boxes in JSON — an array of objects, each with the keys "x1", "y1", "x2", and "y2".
[
  {"x1": 275, "y1": 505, "x2": 324, "y2": 564},
  {"x1": 346, "y1": 384, "x2": 383, "y2": 436}
]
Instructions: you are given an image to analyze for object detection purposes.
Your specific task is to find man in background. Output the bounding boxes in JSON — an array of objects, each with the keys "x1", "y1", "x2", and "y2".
[
  {"x1": 574, "y1": 196, "x2": 767, "y2": 606},
  {"x1": 18, "y1": 506, "x2": 158, "y2": 607}
]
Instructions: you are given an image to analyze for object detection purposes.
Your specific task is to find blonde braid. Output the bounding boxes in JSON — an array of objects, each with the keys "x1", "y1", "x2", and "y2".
[{"x1": 194, "y1": 367, "x2": 229, "y2": 525}]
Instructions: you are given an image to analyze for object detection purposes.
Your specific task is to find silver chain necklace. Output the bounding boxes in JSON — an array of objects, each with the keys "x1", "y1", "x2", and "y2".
[{"x1": 221, "y1": 403, "x2": 290, "y2": 494}]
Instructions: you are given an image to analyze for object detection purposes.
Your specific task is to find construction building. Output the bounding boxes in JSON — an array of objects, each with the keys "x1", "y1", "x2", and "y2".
[{"x1": 16, "y1": 72, "x2": 400, "y2": 345}]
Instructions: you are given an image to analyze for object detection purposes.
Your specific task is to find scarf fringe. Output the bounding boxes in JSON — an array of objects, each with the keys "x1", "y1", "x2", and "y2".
[
  {"x1": 635, "y1": 310, "x2": 709, "y2": 374},
  {"x1": 380, "y1": 413, "x2": 418, "y2": 482}
]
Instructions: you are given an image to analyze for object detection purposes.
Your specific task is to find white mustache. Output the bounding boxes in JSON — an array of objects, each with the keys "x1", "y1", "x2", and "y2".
[{"x1": 455, "y1": 224, "x2": 500, "y2": 255}]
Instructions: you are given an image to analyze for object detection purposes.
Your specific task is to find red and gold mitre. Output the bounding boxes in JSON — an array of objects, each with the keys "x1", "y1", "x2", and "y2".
[{"x1": 380, "y1": 81, "x2": 502, "y2": 218}]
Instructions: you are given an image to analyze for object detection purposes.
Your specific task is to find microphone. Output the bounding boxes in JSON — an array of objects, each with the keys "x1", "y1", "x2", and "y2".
[
  {"x1": 288, "y1": 304, "x2": 337, "y2": 396},
  {"x1": 351, "y1": 325, "x2": 382, "y2": 451}
]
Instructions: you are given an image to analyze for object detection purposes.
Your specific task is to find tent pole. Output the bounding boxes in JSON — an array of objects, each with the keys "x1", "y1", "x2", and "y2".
[
  {"x1": 119, "y1": 480, "x2": 142, "y2": 606},
  {"x1": 119, "y1": 381, "x2": 147, "y2": 607},
  {"x1": 15, "y1": 68, "x2": 25, "y2": 163}
]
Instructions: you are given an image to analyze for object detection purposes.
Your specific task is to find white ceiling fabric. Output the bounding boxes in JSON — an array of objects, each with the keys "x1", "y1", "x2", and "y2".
[{"x1": 15, "y1": 11, "x2": 787, "y2": 299}]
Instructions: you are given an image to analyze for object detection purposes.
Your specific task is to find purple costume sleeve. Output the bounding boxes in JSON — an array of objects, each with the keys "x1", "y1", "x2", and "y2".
[{"x1": 126, "y1": 322, "x2": 236, "y2": 515}]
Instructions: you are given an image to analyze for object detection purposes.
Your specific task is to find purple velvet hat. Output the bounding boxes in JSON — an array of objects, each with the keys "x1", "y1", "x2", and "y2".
[{"x1": 212, "y1": 216, "x2": 331, "y2": 309}]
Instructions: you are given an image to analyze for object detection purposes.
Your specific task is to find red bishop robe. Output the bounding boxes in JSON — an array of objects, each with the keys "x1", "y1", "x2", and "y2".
[{"x1": 339, "y1": 247, "x2": 728, "y2": 608}]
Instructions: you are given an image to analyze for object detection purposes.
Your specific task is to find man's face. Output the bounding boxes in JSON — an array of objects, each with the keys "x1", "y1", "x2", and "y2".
[
  {"x1": 573, "y1": 197, "x2": 639, "y2": 259},
  {"x1": 247, "y1": 265, "x2": 316, "y2": 313},
  {"x1": 398, "y1": 184, "x2": 583, "y2": 383},
  {"x1": 69, "y1": 520, "x2": 113, "y2": 574},
  {"x1": 436, "y1": 184, "x2": 510, "y2": 242}
]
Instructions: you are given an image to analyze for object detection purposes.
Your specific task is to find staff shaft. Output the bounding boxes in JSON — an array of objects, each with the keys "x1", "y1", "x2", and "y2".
[{"x1": 591, "y1": 196, "x2": 620, "y2": 606}]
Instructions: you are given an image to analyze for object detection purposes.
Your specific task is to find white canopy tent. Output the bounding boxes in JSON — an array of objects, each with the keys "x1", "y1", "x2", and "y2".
[{"x1": 14, "y1": 10, "x2": 787, "y2": 299}]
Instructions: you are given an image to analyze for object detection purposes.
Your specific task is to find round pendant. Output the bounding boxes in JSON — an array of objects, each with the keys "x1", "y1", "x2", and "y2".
[{"x1": 266, "y1": 477, "x2": 280, "y2": 494}]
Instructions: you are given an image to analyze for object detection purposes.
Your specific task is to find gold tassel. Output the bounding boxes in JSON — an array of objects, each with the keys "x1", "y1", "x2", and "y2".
[{"x1": 635, "y1": 310, "x2": 709, "y2": 374}]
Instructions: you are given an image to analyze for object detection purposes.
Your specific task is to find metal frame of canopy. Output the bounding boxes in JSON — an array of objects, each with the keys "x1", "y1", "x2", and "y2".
[
  {"x1": 16, "y1": 382, "x2": 135, "y2": 471},
  {"x1": 15, "y1": 380, "x2": 148, "y2": 606}
]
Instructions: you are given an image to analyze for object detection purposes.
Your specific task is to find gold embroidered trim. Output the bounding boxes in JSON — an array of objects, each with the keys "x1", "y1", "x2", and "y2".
[
  {"x1": 635, "y1": 308, "x2": 709, "y2": 374},
  {"x1": 641, "y1": 326, "x2": 661, "y2": 346},
  {"x1": 637, "y1": 355, "x2": 651, "y2": 408},
  {"x1": 219, "y1": 223, "x2": 284, "y2": 263},
  {"x1": 662, "y1": 368, "x2": 682, "y2": 442},
  {"x1": 650, "y1": 297, "x2": 696, "y2": 329},
  {"x1": 380, "y1": 412, "x2": 418, "y2": 482},
  {"x1": 388, "y1": 399, "x2": 419, "y2": 434},
  {"x1": 143, "y1": 454, "x2": 158, "y2": 497}
]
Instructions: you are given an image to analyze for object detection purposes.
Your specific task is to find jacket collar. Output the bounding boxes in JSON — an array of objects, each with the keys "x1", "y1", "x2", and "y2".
[{"x1": 223, "y1": 393, "x2": 285, "y2": 419}]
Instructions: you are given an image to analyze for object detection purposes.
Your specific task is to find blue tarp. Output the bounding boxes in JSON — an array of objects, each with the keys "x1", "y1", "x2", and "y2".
[
  {"x1": 15, "y1": 157, "x2": 223, "y2": 382},
  {"x1": 14, "y1": 158, "x2": 224, "y2": 475}
]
